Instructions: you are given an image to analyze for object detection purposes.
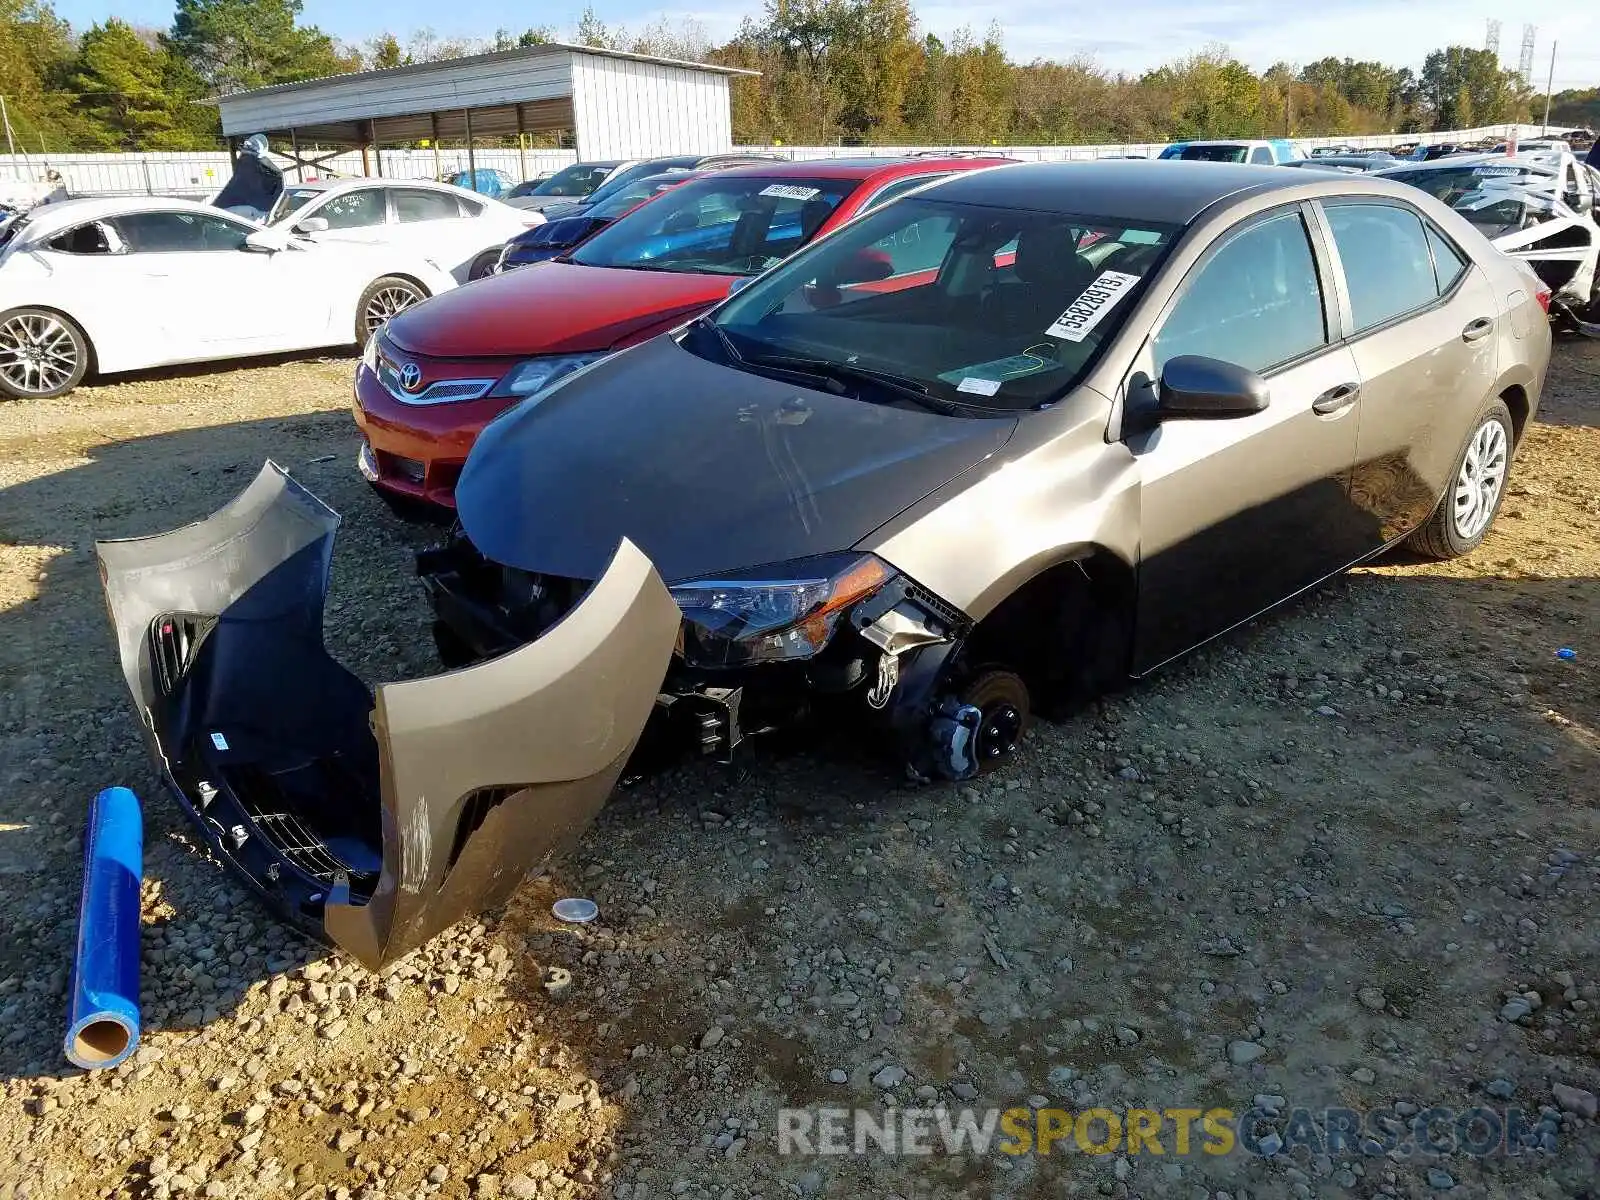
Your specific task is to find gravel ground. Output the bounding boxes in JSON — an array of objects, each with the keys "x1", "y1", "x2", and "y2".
[{"x1": 0, "y1": 341, "x2": 1595, "y2": 1200}]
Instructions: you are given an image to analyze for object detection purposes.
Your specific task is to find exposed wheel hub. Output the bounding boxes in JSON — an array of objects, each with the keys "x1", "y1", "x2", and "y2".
[{"x1": 977, "y1": 703, "x2": 1022, "y2": 761}]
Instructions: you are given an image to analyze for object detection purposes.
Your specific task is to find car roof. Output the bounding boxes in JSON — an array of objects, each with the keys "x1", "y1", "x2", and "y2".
[
  {"x1": 711, "y1": 155, "x2": 1013, "y2": 182},
  {"x1": 12, "y1": 195, "x2": 261, "y2": 239},
  {"x1": 924, "y1": 159, "x2": 1322, "y2": 225},
  {"x1": 291, "y1": 176, "x2": 471, "y2": 193}
]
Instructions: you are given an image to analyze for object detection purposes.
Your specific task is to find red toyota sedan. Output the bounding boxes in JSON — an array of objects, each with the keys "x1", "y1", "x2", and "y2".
[{"x1": 353, "y1": 156, "x2": 1014, "y2": 510}]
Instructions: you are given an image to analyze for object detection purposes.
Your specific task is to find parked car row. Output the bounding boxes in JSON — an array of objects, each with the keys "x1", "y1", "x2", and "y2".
[
  {"x1": 354, "y1": 155, "x2": 1015, "y2": 508},
  {"x1": 95, "y1": 157, "x2": 1553, "y2": 969}
]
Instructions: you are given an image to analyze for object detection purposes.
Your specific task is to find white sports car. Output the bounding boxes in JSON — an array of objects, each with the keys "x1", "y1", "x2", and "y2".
[
  {"x1": 0, "y1": 196, "x2": 457, "y2": 400},
  {"x1": 267, "y1": 177, "x2": 543, "y2": 283}
]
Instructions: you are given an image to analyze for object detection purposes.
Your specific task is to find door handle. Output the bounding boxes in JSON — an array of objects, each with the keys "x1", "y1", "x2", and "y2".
[
  {"x1": 1311, "y1": 382, "x2": 1360, "y2": 416},
  {"x1": 1461, "y1": 317, "x2": 1494, "y2": 342}
]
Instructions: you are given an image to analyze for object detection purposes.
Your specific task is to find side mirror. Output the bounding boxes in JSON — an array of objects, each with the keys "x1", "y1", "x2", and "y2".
[
  {"x1": 296, "y1": 216, "x2": 330, "y2": 233},
  {"x1": 1157, "y1": 355, "x2": 1270, "y2": 419},
  {"x1": 833, "y1": 248, "x2": 894, "y2": 286},
  {"x1": 243, "y1": 230, "x2": 289, "y2": 253}
]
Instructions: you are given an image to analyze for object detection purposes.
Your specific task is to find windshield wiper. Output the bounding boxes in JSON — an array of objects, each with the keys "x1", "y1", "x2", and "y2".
[
  {"x1": 742, "y1": 353, "x2": 962, "y2": 414},
  {"x1": 689, "y1": 315, "x2": 743, "y2": 364}
]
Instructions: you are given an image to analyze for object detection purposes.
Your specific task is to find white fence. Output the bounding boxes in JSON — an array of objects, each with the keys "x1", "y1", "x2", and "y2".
[
  {"x1": 0, "y1": 148, "x2": 582, "y2": 200},
  {"x1": 0, "y1": 123, "x2": 1551, "y2": 200}
]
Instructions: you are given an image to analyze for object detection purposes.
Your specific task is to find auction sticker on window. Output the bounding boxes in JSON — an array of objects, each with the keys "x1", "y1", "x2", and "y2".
[
  {"x1": 1045, "y1": 270, "x2": 1142, "y2": 342},
  {"x1": 1473, "y1": 166, "x2": 1525, "y2": 178},
  {"x1": 761, "y1": 184, "x2": 822, "y2": 201}
]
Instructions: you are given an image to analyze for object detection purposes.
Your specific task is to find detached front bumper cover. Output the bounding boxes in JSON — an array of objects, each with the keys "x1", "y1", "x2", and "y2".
[{"x1": 96, "y1": 461, "x2": 679, "y2": 969}]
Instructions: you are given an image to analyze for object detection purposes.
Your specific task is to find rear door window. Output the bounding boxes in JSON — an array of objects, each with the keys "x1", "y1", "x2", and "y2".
[
  {"x1": 393, "y1": 189, "x2": 461, "y2": 223},
  {"x1": 1323, "y1": 203, "x2": 1440, "y2": 333},
  {"x1": 1152, "y1": 210, "x2": 1327, "y2": 374},
  {"x1": 1250, "y1": 147, "x2": 1274, "y2": 165}
]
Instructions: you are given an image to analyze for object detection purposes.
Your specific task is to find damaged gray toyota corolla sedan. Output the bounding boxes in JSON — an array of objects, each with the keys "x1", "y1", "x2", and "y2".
[{"x1": 99, "y1": 161, "x2": 1550, "y2": 968}]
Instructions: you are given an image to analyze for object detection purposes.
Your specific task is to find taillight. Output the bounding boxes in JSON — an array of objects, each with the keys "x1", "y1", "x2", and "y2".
[{"x1": 1535, "y1": 285, "x2": 1552, "y2": 313}]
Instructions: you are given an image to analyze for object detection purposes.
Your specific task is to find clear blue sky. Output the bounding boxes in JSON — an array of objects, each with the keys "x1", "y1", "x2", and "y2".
[{"x1": 51, "y1": 0, "x2": 1600, "y2": 88}]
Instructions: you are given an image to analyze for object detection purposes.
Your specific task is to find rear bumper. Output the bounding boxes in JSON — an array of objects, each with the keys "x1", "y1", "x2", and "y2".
[
  {"x1": 352, "y1": 362, "x2": 515, "y2": 509},
  {"x1": 95, "y1": 463, "x2": 680, "y2": 969}
]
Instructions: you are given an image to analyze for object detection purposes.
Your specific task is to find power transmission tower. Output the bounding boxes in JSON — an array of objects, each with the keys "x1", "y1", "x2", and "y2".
[
  {"x1": 1486, "y1": 19, "x2": 1501, "y2": 56},
  {"x1": 1519, "y1": 25, "x2": 1537, "y2": 85}
]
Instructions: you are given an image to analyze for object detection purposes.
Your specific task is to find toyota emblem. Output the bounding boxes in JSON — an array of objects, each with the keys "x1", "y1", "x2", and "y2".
[{"x1": 399, "y1": 362, "x2": 423, "y2": 392}]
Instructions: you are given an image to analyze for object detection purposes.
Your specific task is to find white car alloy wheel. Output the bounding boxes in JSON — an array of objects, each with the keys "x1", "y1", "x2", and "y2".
[
  {"x1": 359, "y1": 279, "x2": 425, "y2": 340},
  {"x1": 1451, "y1": 417, "x2": 1509, "y2": 541},
  {"x1": 0, "y1": 309, "x2": 85, "y2": 399}
]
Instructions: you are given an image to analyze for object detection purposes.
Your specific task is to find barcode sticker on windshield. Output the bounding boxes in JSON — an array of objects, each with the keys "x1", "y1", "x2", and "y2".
[
  {"x1": 1474, "y1": 166, "x2": 1523, "y2": 177},
  {"x1": 956, "y1": 376, "x2": 1001, "y2": 396},
  {"x1": 760, "y1": 184, "x2": 821, "y2": 201},
  {"x1": 1045, "y1": 270, "x2": 1142, "y2": 342},
  {"x1": 210, "y1": 732, "x2": 229, "y2": 751}
]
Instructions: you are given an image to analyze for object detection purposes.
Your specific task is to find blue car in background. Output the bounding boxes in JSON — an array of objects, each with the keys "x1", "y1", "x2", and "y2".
[
  {"x1": 446, "y1": 168, "x2": 518, "y2": 198},
  {"x1": 1158, "y1": 139, "x2": 1304, "y2": 165}
]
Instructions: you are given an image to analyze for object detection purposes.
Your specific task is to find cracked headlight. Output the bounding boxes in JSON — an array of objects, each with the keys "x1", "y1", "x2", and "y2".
[
  {"x1": 489, "y1": 352, "x2": 609, "y2": 399},
  {"x1": 670, "y1": 553, "x2": 892, "y2": 667}
]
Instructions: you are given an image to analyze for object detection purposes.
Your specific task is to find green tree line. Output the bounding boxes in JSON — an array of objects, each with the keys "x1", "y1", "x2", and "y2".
[{"x1": 0, "y1": 0, "x2": 1551, "y2": 154}]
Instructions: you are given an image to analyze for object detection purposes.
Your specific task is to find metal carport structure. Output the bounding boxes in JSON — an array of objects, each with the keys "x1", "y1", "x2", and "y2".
[{"x1": 210, "y1": 43, "x2": 756, "y2": 185}]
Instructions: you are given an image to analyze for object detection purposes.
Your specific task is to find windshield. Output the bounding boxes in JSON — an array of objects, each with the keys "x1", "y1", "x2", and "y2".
[
  {"x1": 1383, "y1": 166, "x2": 1544, "y2": 237},
  {"x1": 582, "y1": 165, "x2": 690, "y2": 211},
  {"x1": 524, "y1": 162, "x2": 615, "y2": 198},
  {"x1": 590, "y1": 175, "x2": 690, "y2": 220},
  {"x1": 1383, "y1": 164, "x2": 1545, "y2": 201},
  {"x1": 1178, "y1": 145, "x2": 1249, "y2": 163},
  {"x1": 569, "y1": 175, "x2": 860, "y2": 276},
  {"x1": 269, "y1": 188, "x2": 322, "y2": 224},
  {"x1": 698, "y1": 197, "x2": 1178, "y2": 412}
]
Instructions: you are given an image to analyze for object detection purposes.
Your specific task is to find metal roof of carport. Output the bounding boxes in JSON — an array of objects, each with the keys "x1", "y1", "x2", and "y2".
[{"x1": 208, "y1": 43, "x2": 757, "y2": 158}]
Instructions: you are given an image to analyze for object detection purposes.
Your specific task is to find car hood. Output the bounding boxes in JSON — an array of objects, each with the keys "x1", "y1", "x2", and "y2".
[
  {"x1": 456, "y1": 335, "x2": 1019, "y2": 582},
  {"x1": 537, "y1": 201, "x2": 590, "y2": 222},
  {"x1": 506, "y1": 195, "x2": 580, "y2": 212},
  {"x1": 384, "y1": 261, "x2": 733, "y2": 358},
  {"x1": 535, "y1": 214, "x2": 605, "y2": 245}
]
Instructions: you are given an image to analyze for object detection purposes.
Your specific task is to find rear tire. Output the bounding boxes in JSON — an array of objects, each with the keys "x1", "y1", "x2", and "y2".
[
  {"x1": 0, "y1": 306, "x2": 90, "y2": 400},
  {"x1": 467, "y1": 251, "x2": 500, "y2": 281},
  {"x1": 1406, "y1": 398, "x2": 1514, "y2": 560},
  {"x1": 354, "y1": 277, "x2": 426, "y2": 343}
]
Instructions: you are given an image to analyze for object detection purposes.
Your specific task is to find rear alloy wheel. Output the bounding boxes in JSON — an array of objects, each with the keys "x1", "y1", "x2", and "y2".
[
  {"x1": 355, "y1": 277, "x2": 426, "y2": 343},
  {"x1": 959, "y1": 669, "x2": 1032, "y2": 775},
  {"x1": 0, "y1": 307, "x2": 90, "y2": 400},
  {"x1": 468, "y1": 251, "x2": 500, "y2": 281},
  {"x1": 1406, "y1": 398, "x2": 1514, "y2": 560}
]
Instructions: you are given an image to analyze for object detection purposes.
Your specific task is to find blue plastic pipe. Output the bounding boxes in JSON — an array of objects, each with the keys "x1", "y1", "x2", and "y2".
[{"x1": 64, "y1": 786, "x2": 143, "y2": 1070}]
